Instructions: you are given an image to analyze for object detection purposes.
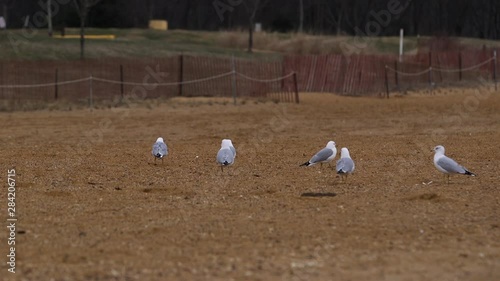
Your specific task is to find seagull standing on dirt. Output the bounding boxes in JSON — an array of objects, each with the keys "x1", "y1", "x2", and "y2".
[
  {"x1": 433, "y1": 145, "x2": 475, "y2": 183},
  {"x1": 336, "y1": 147, "x2": 355, "y2": 181},
  {"x1": 217, "y1": 139, "x2": 236, "y2": 172},
  {"x1": 300, "y1": 141, "x2": 337, "y2": 167},
  {"x1": 152, "y1": 137, "x2": 168, "y2": 164},
  {"x1": 225, "y1": 139, "x2": 236, "y2": 158}
]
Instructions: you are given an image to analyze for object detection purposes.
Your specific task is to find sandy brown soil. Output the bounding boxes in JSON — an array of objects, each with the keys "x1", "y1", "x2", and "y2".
[{"x1": 1, "y1": 89, "x2": 499, "y2": 281}]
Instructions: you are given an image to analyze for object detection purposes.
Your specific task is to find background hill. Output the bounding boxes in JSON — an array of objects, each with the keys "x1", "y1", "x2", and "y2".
[{"x1": 2, "y1": 28, "x2": 500, "y2": 61}]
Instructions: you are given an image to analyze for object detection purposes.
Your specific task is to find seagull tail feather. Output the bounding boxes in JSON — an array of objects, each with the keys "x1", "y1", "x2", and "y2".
[{"x1": 464, "y1": 170, "x2": 476, "y2": 176}]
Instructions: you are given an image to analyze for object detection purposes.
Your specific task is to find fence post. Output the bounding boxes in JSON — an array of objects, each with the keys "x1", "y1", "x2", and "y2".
[
  {"x1": 281, "y1": 58, "x2": 286, "y2": 91},
  {"x1": 119, "y1": 64, "x2": 124, "y2": 100},
  {"x1": 394, "y1": 60, "x2": 399, "y2": 91},
  {"x1": 458, "y1": 51, "x2": 462, "y2": 81},
  {"x1": 493, "y1": 50, "x2": 497, "y2": 91},
  {"x1": 293, "y1": 72, "x2": 299, "y2": 103},
  {"x1": 231, "y1": 55, "x2": 237, "y2": 105},
  {"x1": 89, "y1": 74, "x2": 93, "y2": 110},
  {"x1": 384, "y1": 65, "x2": 390, "y2": 98},
  {"x1": 428, "y1": 51, "x2": 433, "y2": 92},
  {"x1": 54, "y1": 68, "x2": 58, "y2": 100},
  {"x1": 178, "y1": 54, "x2": 184, "y2": 96},
  {"x1": 428, "y1": 67, "x2": 433, "y2": 93}
]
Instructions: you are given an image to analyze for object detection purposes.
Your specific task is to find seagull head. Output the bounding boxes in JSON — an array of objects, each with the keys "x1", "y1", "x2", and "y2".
[
  {"x1": 326, "y1": 141, "x2": 336, "y2": 149},
  {"x1": 433, "y1": 145, "x2": 445, "y2": 154},
  {"x1": 340, "y1": 147, "x2": 350, "y2": 158},
  {"x1": 156, "y1": 137, "x2": 164, "y2": 143},
  {"x1": 221, "y1": 139, "x2": 232, "y2": 148}
]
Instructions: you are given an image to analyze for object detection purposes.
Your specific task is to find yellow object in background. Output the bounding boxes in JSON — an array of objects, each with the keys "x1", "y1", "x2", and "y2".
[
  {"x1": 53, "y1": 35, "x2": 115, "y2": 40},
  {"x1": 149, "y1": 20, "x2": 168, "y2": 31}
]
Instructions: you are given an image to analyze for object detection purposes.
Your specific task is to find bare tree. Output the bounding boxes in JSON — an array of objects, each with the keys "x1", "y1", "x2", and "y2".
[
  {"x1": 73, "y1": 0, "x2": 102, "y2": 59},
  {"x1": 323, "y1": 0, "x2": 346, "y2": 36},
  {"x1": 242, "y1": 0, "x2": 269, "y2": 53},
  {"x1": 47, "y1": 0, "x2": 53, "y2": 36},
  {"x1": 298, "y1": 0, "x2": 303, "y2": 33}
]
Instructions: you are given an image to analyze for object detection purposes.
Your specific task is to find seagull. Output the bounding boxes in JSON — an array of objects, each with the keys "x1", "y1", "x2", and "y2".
[
  {"x1": 224, "y1": 139, "x2": 236, "y2": 157},
  {"x1": 433, "y1": 145, "x2": 475, "y2": 183},
  {"x1": 217, "y1": 139, "x2": 236, "y2": 172},
  {"x1": 336, "y1": 147, "x2": 355, "y2": 181},
  {"x1": 152, "y1": 137, "x2": 168, "y2": 164},
  {"x1": 300, "y1": 141, "x2": 337, "y2": 167}
]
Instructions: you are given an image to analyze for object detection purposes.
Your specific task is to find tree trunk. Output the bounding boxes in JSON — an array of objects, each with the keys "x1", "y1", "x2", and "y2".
[
  {"x1": 248, "y1": 21, "x2": 254, "y2": 53},
  {"x1": 47, "y1": 0, "x2": 53, "y2": 37},
  {"x1": 298, "y1": 0, "x2": 303, "y2": 33},
  {"x1": 80, "y1": 14, "x2": 85, "y2": 59},
  {"x1": 336, "y1": 12, "x2": 342, "y2": 36},
  {"x1": 2, "y1": 3, "x2": 7, "y2": 25}
]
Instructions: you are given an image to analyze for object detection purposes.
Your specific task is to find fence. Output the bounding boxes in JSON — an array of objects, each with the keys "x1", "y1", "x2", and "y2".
[
  {"x1": 0, "y1": 56, "x2": 299, "y2": 107},
  {"x1": 283, "y1": 48, "x2": 498, "y2": 97},
  {"x1": 0, "y1": 49, "x2": 497, "y2": 108}
]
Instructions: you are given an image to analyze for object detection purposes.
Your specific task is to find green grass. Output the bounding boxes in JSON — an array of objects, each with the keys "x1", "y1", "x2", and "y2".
[{"x1": 1, "y1": 28, "x2": 499, "y2": 61}]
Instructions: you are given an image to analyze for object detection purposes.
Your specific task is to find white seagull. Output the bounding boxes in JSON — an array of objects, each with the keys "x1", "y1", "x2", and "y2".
[
  {"x1": 433, "y1": 145, "x2": 475, "y2": 183},
  {"x1": 336, "y1": 147, "x2": 355, "y2": 181},
  {"x1": 224, "y1": 139, "x2": 236, "y2": 158},
  {"x1": 152, "y1": 137, "x2": 168, "y2": 164},
  {"x1": 300, "y1": 141, "x2": 337, "y2": 167},
  {"x1": 217, "y1": 139, "x2": 236, "y2": 172}
]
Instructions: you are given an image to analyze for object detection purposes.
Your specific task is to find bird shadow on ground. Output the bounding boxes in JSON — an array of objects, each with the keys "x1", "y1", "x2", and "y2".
[{"x1": 300, "y1": 192, "x2": 337, "y2": 198}]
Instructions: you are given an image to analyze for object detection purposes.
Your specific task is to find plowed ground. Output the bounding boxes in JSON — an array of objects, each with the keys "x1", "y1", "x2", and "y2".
[{"x1": 1, "y1": 89, "x2": 499, "y2": 281}]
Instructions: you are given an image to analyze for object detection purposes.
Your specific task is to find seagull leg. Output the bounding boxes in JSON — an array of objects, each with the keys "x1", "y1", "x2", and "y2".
[
  {"x1": 220, "y1": 165, "x2": 224, "y2": 173},
  {"x1": 446, "y1": 174, "x2": 450, "y2": 184}
]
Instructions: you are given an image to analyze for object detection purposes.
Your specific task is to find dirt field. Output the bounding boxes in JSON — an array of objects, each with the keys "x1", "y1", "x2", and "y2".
[{"x1": 1, "y1": 89, "x2": 499, "y2": 281}]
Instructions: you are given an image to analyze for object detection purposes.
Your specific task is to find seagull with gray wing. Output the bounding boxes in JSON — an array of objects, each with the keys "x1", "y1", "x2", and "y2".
[
  {"x1": 336, "y1": 147, "x2": 355, "y2": 182},
  {"x1": 300, "y1": 141, "x2": 337, "y2": 168},
  {"x1": 152, "y1": 137, "x2": 168, "y2": 164},
  {"x1": 217, "y1": 139, "x2": 236, "y2": 172},
  {"x1": 433, "y1": 145, "x2": 475, "y2": 183}
]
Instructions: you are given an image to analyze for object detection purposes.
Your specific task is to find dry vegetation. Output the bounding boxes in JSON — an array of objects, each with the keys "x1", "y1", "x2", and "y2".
[{"x1": 3, "y1": 28, "x2": 500, "y2": 60}]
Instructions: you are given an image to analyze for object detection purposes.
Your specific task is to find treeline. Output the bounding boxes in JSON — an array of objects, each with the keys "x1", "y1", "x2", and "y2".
[{"x1": 1, "y1": 0, "x2": 499, "y2": 39}]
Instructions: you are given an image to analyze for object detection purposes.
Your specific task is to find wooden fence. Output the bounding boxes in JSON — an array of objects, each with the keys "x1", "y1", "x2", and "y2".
[
  {"x1": 0, "y1": 48, "x2": 497, "y2": 108},
  {"x1": 283, "y1": 48, "x2": 498, "y2": 96},
  {"x1": 0, "y1": 56, "x2": 299, "y2": 105}
]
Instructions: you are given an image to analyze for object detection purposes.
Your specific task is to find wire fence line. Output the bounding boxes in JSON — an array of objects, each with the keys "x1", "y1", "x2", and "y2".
[
  {"x1": 0, "y1": 71, "x2": 297, "y2": 88},
  {"x1": 0, "y1": 49, "x2": 497, "y2": 108},
  {"x1": 236, "y1": 71, "x2": 295, "y2": 83},
  {"x1": 0, "y1": 77, "x2": 92, "y2": 88},
  {"x1": 283, "y1": 48, "x2": 498, "y2": 97},
  {"x1": 381, "y1": 51, "x2": 498, "y2": 96},
  {"x1": 385, "y1": 56, "x2": 496, "y2": 75},
  {"x1": 0, "y1": 56, "x2": 299, "y2": 106}
]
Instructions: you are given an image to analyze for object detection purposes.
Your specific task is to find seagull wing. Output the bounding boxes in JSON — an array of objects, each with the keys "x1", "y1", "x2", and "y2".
[
  {"x1": 310, "y1": 148, "x2": 333, "y2": 164},
  {"x1": 336, "y1": 158, "x2": 354, "y2": 174},
  {"x1": 152, "y1": 142, "x2": 168, "y2": 158},
  {"x1": 436, "y1": 156, "x2": 467, "y2": 174},
  {"x1": 217, "y1": 148, "x2": 234, "y2": 165}
]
